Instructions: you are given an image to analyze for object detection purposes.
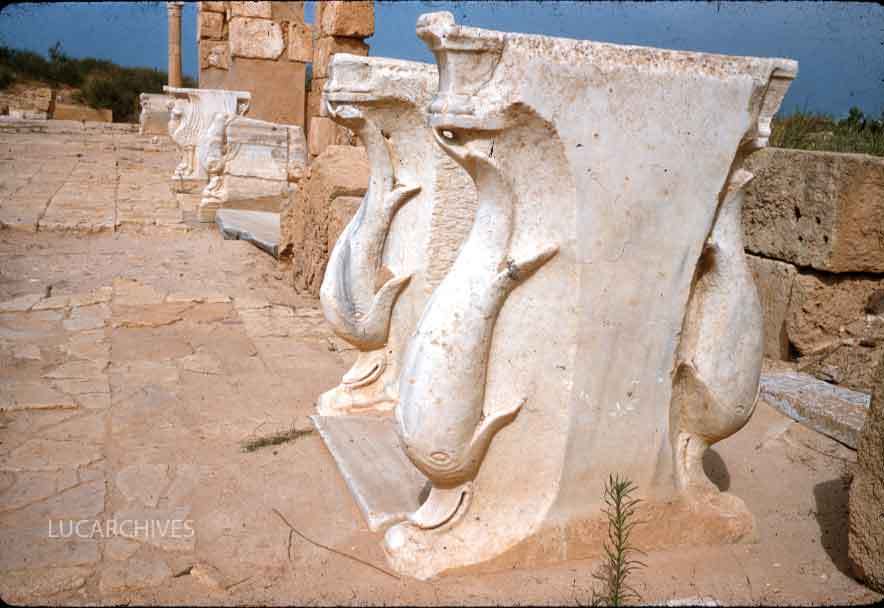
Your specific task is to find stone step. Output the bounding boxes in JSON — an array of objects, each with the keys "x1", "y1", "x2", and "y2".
[
  {"x1": 215, "y1": 209, "x2": 280, "y2": 258},
  {"x1": 760, "y1": 370, "x2": 870, "y2": 448}
]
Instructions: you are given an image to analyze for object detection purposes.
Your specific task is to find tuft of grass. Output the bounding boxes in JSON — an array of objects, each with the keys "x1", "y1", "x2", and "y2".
[
  {"x1": 240, "y1": 426, "x2": 314, "y2": 453},
  {"x1": 590, "y1": 474, "x2": 646, "y2": 607},
  {"x1": 770, "y1": 107, "x2": 884, "y2": 157}
]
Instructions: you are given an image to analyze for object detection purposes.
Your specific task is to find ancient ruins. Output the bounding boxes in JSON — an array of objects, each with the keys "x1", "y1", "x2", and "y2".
[{"x1": 0, "y1": 1, "x2": 882, "y2": 605}]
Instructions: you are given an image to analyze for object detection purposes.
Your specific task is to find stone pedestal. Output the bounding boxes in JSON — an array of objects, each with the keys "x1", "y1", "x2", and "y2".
[
  {"x1": 199, "y1": 115, "x2": 306, "y2": 222},
  {"x1": 163, "y1": 86, "x2": 250, "y2": 193},
  {"x1": 313, "y1": 12, "x2": 797, "y2": 580}
]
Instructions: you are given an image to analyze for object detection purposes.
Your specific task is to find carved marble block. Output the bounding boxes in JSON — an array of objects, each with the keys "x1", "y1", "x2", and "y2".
[
  {"x1": 314, "y1": 13, "x2": 797, "y2": 580},
  {"x1": 316, "y1": 54, "x2": 477, "y2": 415},
  {"x1": 163, "y1": 86, "x2": 251, "y2": 193},
  {"x1": 138, "y1": 93, "x2": 171, "y2": 136},
  {"x1": 199, "y1": 115, "x2": 307, "y2": 222}
]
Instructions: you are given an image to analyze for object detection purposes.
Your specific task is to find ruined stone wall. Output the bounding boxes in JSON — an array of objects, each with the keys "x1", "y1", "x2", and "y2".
[
  {"x1": 280, "y1": 145, "x2": 369, "y2": 294},
  {"x1": 744, "y1": 148, "x2": 884, "y2": 392},
  {"x1": 198, "y1": 1, "x2": 307, "y2": 127},
  {"x1": 305, "y1": 1, "x2": 373, "y2": 160}
]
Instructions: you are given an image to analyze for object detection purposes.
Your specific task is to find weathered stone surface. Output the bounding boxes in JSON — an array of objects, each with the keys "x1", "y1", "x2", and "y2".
[
  {"x1": 0, "y1": 383, "x2": 77, "y2": 412},
  {"x1": 748, "y1": 253, "x2": 797, "y2": 361},
  {"x1": 283, "y1": 145, "x2": 368, "y2": 294},
  {"x1": 228, "y1": 1, "x2": 272, "y2": 19},
  {"x1": 0, "y1": 293, "x2": 41, "y2": 312},
  {"x1": 116, "y1": 464, "x2": 170, "y2": 508},
  {"x1": 200, "y1": 1, "x2": 226, "y2": 13},
  {"x1": 216, "y1": 209, "x2": 280, "y2": 257},
  {"x1": 199, "y1": 114, "x2": 306, "y2": 221},
  {"x1": 99, "y1": 558, "x2": 173, "y2": 594},
  {"x1": 271, "y1": 1, "x2": 304, "y2": 23},
  {"x1": 307, "y1": 116, "x2": 351, "y2": 157},
  {"x1": 744, "y1": 148, "x2": 884, "y2": 273},
  {"x1": 760, "y1": 371, "x2": 869, "y2": 447},
  {"x1": 0, "y1": 439, "x2": 103, "y2": 471},
  {"x1": 288, "y1": 21, "x2": 313, "y2": 62},
  {"x1": 229, "y1": 17, "x2": 285, "y2": 60},
  {"x1": 199, "y1": 10, "x2": 224, "y2": 40},
  {"x1": 53, "y1": 104, "x2": 113, "y2": 123},
  {"x1": 201, "y1": 57, "x2": 305, "y2": 127},
  {"x1": 849, "y1": 354, "x2": 884, "y2": 592},
  {"x1": 312, "y1": 35, "x2": 368, "y2": 79},
  {"x1": 138, "y1": 93, "x2": 170, "y2": 136},
  {"x1": 787, "y1": 271, "x2": 884, "y2": 392},
  {"x1": 319, "y1": 0, "x2": 374, "y2": 38},
  {"x1": 199, "y1": 40, "x2": 230, "y2": 70},
  {"x1": 0, "y1": 567, "x2": 90, "y2": 601}
]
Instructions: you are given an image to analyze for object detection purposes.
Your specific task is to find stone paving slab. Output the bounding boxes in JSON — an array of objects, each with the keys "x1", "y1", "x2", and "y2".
[{"x1": 760, "y1": 370, "x2": 870, "y2": 448}]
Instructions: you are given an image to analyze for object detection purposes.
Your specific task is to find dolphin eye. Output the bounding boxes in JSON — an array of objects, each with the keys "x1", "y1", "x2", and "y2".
[
  {"x1": 441, "y1": 130, "x2": 455, "y2": 140},
  {"x1": 430, "y1": 451, "x2": 451, "y2": 463}
]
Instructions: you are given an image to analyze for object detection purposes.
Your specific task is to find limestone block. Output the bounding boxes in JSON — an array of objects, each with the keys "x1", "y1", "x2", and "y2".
[
  {"x1": 163, "y1": 86, "x2": 251, "y2": 191},
  {"x1": 229, "y1": 17, "x2": 285, "y2": 60},
  {"x1": 319, "y1": 0, "x2": 374, "y2": 38},
  {"x1": 138, "y1": 93, "x2": 170, "y2": 136},
  {"x1": 198, "y1": 10, "x2": 224, "y2": 40},
  {"x1": 787, "y1": 271, "x2": 884, "y2": 392},
  {"x1": 849, "y1": 354, "x2": 884, "y2": 592},
  {"x1": 313, "y1": 36, "x2": 368, "y2": 79},
  {"x1": 199, "y1": 114, "x2": 306, "y2": 221},
  {"x1": 327, "y1": 196, "x2": 361, "y2": 250},
  {"x1": 271, "y1": 1, "x2": 304, "y2": 22},
  {"x1": 228, "y1": 0, "x2": 271, "y2": 18},
  {"x1": 200, "y1": 1, "x2": 226, "y2": 13},
  {"x1": 288, "y1": 21, "x2": 313, "y2": 62},
  {"x1": 311, "y1": 12, "x2": 796, "y2": 579},
  {"x1": 283, "y1": 145, "x2": 368, "y2": 291},
  {"x1": 760, "y1": 370, "x2": 870, "y2": 448},
  {"x1": 200, "y1": 57, "x2": 305, "y2": 127},
  {"x1": 307, "y1": 116, "x2": 351, "y2": 157},
  {"x1": 199, "y1": 40, "x2": 229, "y2": 70},
  {"x1": 747, "y1": 254, "x2": 796, "y2": 360},
  {"x1": 744, "y1": 148, "x2": 884, "y2": 273}
]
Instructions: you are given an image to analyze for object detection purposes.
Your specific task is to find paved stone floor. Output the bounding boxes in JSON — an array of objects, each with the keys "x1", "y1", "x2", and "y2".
[{"x1": 0, "y1": 120, "x2": 881, "y2": 605}]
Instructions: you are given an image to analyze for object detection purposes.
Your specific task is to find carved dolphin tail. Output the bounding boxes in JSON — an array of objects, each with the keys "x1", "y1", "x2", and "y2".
[{"x1": 319, "y1": 103, "x2": 421, "y2": 351}]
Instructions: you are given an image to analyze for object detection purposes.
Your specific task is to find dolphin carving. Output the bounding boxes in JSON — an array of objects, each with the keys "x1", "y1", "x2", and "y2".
[
  {"x1": 396, "y1": 127, "x2": 559, "y2": 529},
  {"x1": 319, "y1": 104, "x2": 421, "y2": 351},
  {"x1": 671, "y1": 168, "x2": 763, "y2": 493}
]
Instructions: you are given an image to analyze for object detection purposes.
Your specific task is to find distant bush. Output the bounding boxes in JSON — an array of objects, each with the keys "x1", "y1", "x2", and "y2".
[
  {"x1": 771, "y1": 107, "x2": 884, "y2": 157},
  {"x1": 0, "y1": 42, "x2": 196, "y2": 122}
]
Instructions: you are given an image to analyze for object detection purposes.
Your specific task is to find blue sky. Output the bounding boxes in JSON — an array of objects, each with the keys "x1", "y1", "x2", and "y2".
[{"x1": 0, "y1": 1, "x2": 881, "y2": 117}]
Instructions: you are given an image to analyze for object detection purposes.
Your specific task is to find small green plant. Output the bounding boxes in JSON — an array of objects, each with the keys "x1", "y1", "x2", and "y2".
[
  {"x1": 590, "y1": 474, "x2": 646, "y2": 607},
  {"x1": 770, "y1": 107, "x2": 884, "y2": 157}
]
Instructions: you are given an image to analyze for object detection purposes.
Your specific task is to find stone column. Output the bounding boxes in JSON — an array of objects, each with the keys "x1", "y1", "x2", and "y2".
[{"x1": 167, "y1": 2, "x2": 184, "y2": 88}]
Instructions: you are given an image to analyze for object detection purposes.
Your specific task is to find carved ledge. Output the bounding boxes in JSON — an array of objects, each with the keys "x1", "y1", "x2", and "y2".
[
  {"x1": 198, "y1": 115, "x2": 306, "y2": 222},
  {"x1": 163, "y1": 86, "x2": 251, "y2": 193}
]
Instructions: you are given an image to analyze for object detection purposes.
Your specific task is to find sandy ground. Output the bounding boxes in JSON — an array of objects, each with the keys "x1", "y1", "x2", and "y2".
[{"x1": 0, "y1": 121, "x2": 881, "y2": 606}]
